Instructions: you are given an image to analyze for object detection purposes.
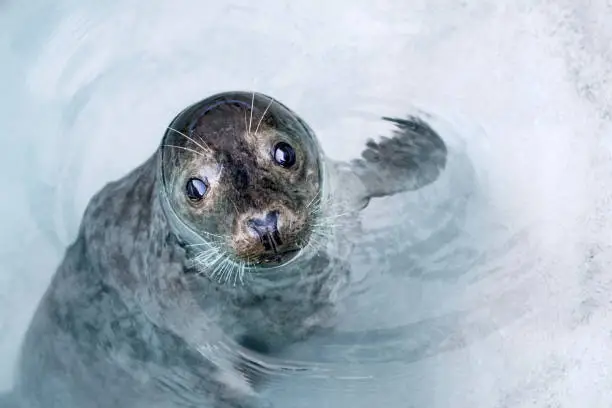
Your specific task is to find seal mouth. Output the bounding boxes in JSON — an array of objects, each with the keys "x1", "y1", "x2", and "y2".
[{"x1": 250, "y1": 247, "x2": 302, "y2": 267}]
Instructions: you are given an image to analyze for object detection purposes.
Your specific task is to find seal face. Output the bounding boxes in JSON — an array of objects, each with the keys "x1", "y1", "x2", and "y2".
[{"x1": 159, "y1": 92, "x2": 324, "y2": 271}]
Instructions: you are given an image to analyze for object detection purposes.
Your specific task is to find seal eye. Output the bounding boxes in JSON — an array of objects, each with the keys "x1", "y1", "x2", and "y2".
[
  {"x1": 185, "y1": 178, "x2": 208, "y2": 201},
  {"x1": 273, "y1": 142, "x2": 296, "y2": 168}
]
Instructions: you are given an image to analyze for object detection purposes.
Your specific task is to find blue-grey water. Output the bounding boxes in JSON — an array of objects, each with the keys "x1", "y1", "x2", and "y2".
[{"x1": 2, "y1": 1, "x2": 612, "y2": 407}]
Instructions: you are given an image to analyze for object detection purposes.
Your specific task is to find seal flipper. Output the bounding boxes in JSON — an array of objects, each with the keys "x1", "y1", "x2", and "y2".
[{"x1": 350, "y1": 115, "x2": 447, "y2": 201}]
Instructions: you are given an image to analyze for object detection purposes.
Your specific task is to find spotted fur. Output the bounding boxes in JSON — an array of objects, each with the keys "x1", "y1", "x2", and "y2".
[{"x1": 9, "y1": 92, "x2": 447, "y2": 408}]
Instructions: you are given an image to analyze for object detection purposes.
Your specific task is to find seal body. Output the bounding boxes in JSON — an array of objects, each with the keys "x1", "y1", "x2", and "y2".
[{"x1": 8, "y1": 92, "x2": 447, "y2": 408}]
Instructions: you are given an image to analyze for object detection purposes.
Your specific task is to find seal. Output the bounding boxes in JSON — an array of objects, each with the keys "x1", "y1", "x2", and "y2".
[{"x1": 4, "y1": 91, "x2": 447, "y2": 408}]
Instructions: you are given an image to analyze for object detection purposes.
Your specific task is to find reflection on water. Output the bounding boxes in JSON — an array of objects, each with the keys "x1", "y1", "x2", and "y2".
[{"x1": 2, "y1": 1, "x2": 612, "y2": 407}]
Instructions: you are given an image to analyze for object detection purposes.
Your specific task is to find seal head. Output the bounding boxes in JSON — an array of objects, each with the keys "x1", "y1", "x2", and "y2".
[{"x1": 159, "y1": 91, "x2": 324, "y2": 271}]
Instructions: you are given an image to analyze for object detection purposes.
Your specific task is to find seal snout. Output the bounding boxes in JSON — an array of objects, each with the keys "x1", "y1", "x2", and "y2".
[
  {"x1": 247, "y1": 211, "x2": 282, "y2": 251},
  {"x1": 232, "y1": 207, "x2": 306, "y2": 266}
]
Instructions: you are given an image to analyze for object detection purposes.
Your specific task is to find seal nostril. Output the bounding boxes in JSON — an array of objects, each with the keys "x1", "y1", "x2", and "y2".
[
  {"x1": 247, "y1": 211, "x2": 282, "y2": 250},
  {"x1": 247, "y1": 211, "x2": 279, "y2": 236}
]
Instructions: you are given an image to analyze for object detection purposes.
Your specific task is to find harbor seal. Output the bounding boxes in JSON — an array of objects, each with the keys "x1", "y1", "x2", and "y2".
[{"x1": 4, "y1": 91, "x2": 447, "y2": 408}]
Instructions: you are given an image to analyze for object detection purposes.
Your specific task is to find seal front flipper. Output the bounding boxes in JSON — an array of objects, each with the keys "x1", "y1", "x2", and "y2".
[{"x1": 350, "y1": 115, "x2": 447, "y2": 201}]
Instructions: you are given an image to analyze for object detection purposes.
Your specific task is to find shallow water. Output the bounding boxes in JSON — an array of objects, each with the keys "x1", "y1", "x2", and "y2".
[{"x1": 2, "y1": 0, "x2": 612, "y2": 407}]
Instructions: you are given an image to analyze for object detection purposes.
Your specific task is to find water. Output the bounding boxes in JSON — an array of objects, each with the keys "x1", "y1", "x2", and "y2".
[{"x1": 1, "y1": 0, "x2": 612, "y2": 407}]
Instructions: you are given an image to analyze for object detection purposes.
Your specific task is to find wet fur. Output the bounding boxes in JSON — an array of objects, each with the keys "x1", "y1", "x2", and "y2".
[{"x1": 8, "y1": 92, "x2": 447, "y2": 408}]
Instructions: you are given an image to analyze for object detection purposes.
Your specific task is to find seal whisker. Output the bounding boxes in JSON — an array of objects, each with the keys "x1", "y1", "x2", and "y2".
[
  {"x1": 311, "y1": 220, "x2": 334, "y2": 231},
  {"x1": 160, "y1": 191, "x2": 227, "y2": 251},
  {"x1": 208, "y1": 262, "x2": 224, "y2": 281},
  {"x1": 312, "y1": 220, "x2": 334, "y2": 238},
  {"x1": 194, "y1": 252, "x2": 216, "y2": 271},
  {"x1": 186, "y1": 235, "x2": 224, "y2": 246},
  {"x1": 248, "y1": 91, "x2": 255, "y2": 136},
  {"x1": 235, "y1": 263, "x2": 243, "y2": 285},
  {"x1": 305, "y1": 219, "x2": 332, "y2": 249},
  {"x1": 218, "y1": 256, "x2": 231, "y2": 284},
  {"x1": 309, "y1": 195, "x2": 349, "y2": 221},
  {"x1": 210, "y1": 256, "x2": 224, "y2": 282},
  {"x1": 319, "y1": 211, "x2": 353, "y2": 222},
  {"x1": 185, "y1": 231, "x2": 224, "y2": 241},
  {"x1": 238, "y1": 261, "x2": 247, "y2": 285},
  {"x1": 308, "y1": 195, "x2": 335, "y2": 216},
  {"x1": 193, "y1": 238, "x2": 222, "y2": 253},
  {"x1": 227, "y1": 259, "x2": 238, "y2": 287},
  {"x1": 220, "y1": 255, "x2": 236, "y2": 285},
  {"x1": 254, "y1": 96, "x2": 274, "y2": 136},
  {"x1": 232, "y1": 263, "x2": 239, "y2": 286},
  {"x1": 229, "y1": 259, "x2": 242, "y2": 287},
  {"x1": 196, "y1": 246, "x2": 219, "y2": 261},
  {"x1": 207, "y1": 250, "x2": 239, "y2": 286},
  {"x1": 167, "y1": 126, "x2": 211, "y2": 152},
  {"x1": 229, "y1": 198, "x2": 240, "y2": 216},
  {"x1": 232, "y1": 259, "x2": 244, "y2": 286},
  {"x1": 310, "y1": 231, "x2": 333, "y2": 242},
  {"x1": 311, "y1": 229, "x2": 332, "y2": 244},
  {"x1": 163, "y1": 144, "x2": 207, "y2": 158},
  {"x1": 314, "y1": 215, "x2": 336, "y2": 229},
  {"x1": 305, "y1": 193, "x2": 320, "y2": 210},
  {"x1": 244, "y1": 101, "x2": 249, "y2": 135},
  {"x1": 301, "y1": 235, "x2": 324, "y2": 254},
  {"x1": 214, "y1": 251, "x2": 225, "y2": 276},
  {"x1": 198, "y1": 249, "x2": 225, "y2": 279}
]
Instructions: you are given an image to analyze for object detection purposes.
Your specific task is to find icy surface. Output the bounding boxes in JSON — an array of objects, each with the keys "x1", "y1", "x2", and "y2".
[{"x1": 1, "y1": 0, "x2": 612, "y2": 407}]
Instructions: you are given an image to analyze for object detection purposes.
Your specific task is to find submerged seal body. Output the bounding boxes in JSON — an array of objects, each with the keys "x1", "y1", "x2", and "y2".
[{"x1": 6, "y1": 91, "x2": 447, "y2": 408}]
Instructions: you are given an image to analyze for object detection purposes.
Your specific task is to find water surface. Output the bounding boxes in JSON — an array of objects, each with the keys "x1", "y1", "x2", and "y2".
[{"x1": 1, "y1": 1, "x2": 612, "y2": 407}]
